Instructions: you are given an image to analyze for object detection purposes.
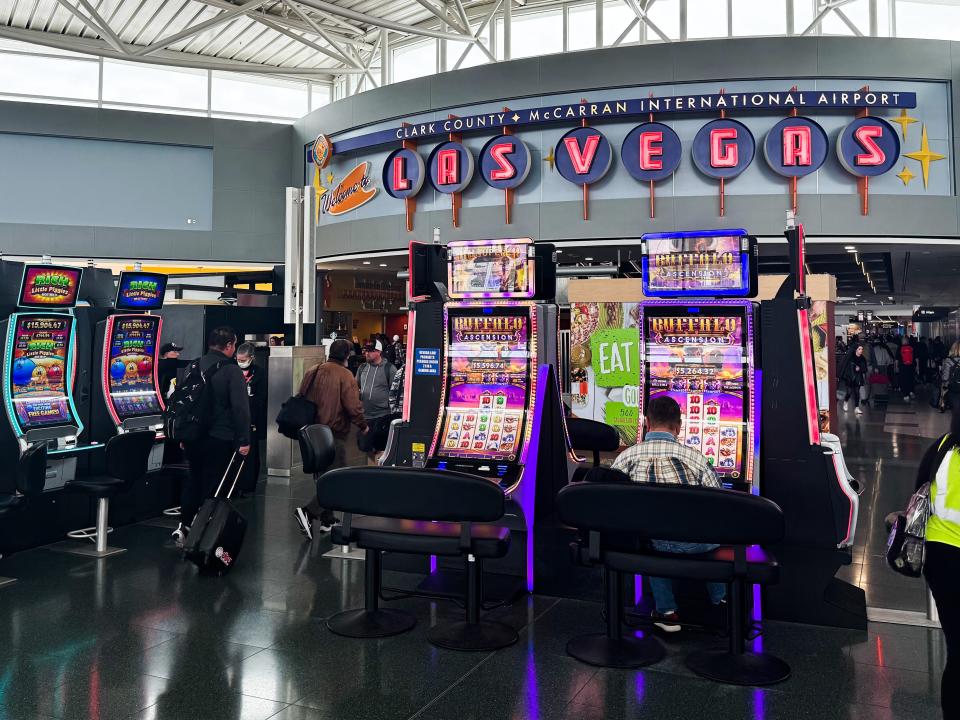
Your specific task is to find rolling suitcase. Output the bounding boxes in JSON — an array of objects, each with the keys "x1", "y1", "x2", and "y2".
[{"x1": 182, "y1": 453, "x2": 247, "y2": 576}]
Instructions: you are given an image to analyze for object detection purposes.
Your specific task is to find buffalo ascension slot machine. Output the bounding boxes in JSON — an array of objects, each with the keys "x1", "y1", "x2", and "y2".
[{"x1": 638, "y1": 230, "x2": 759, "y2": 491}]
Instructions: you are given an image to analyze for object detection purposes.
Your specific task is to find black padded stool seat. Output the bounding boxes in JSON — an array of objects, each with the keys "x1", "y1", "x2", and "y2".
[
  {"x1": 558, "y1": 475, "x2": 790, "y2": 685},
  {"x1": 299, "y1": 424, "x2": 336, "y2": 476},
  {"x1": 567, "y1": 418, "x2": 620, "y2": 468},
  {"x1": 575, "y1": 544, "x2": 779, "y2": 584},
  {"x1": 317, "y1": 466, "x2": 518, "y2": 650},
  {"x1": 0, "y1": 495, "x2": 19, "y2": 512},
  {"x1": 332, "y1": 517, "x2": 510, "y2": 558},
  {"x1": 59, "y1": 431, "x2": 155, "y2": 558}
]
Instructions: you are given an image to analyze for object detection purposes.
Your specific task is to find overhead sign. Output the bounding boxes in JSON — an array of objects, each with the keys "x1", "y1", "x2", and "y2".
[
  {"x1": 479, "y1": 135, "x2": 532, "y2": 190},
  {"x1": 763, "y1": 117, "x2": 829, "y2": 177},
  {"x1": 555, "y1": 127, "x2": 613, "y2": 186},
  {"x1": 428, "y1": 141, "x2": 475, "y2": 194},
  {"x1": 913, "y1": 306, "x2": 950, "y2": 321},
  {"x1": 691, "y1": 119, "x2": 756, "y2": 179},
  {"x1": 383, "y1": 148, "x2": 425, "y2": 199},
  {"x1": 837, "y1": 117, "x2": 900, "y2": 177},
  {"x1": 621, "y1": 122, "x2": 682, "y2": 182},
  {"x1": 331, "y1": 89, "x2": 917, "y2": 153}
]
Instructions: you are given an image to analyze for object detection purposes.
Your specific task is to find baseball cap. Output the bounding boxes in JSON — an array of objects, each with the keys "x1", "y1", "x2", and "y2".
[
  {"x1": 160, "y1": 342, "x2": 183, "y2": 354},
  {"x1": 362, "y1": 339, "x2": 384, "y2": 352}
]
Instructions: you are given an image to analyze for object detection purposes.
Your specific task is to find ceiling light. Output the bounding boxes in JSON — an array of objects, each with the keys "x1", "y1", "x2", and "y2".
[
  {"x1": 846, "y1": 248, "x2": 858, "y2": 253},
  {"x1": 584, "y1": 257, "x2": 594, "y2": 261},
  {"x1": 378, "y1": 263, "x2": 388, "y2": 267},
  {"x1": 844, "y1": 245, "x2": 856, "y2": 250},
  {"x1": 362, "y1": 261, "x2": 371, "y2": 265},
  {"x1": 888, "y1": 296, "x2": 894, "y2": 300}
]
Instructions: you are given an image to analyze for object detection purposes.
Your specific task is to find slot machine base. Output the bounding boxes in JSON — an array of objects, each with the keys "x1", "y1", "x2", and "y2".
[{"x1": 49, "y1": 540, "x2": 126, "y2": 559}]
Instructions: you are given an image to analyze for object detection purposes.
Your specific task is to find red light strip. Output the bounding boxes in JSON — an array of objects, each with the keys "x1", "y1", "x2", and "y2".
[
  {"x1": 401, "y1": 310, "x2": 416, "y2": 422},
  {"x1": 101, "y1": 315, "x2": 122, "y2": 429},
  {"x1": 797, "y1": 308, "x2": 821, "y2": 445}
]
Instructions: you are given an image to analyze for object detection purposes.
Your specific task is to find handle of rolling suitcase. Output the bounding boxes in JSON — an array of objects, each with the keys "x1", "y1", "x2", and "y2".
[{"x1": 213, "y1": 452, "x2": 246, "y2": 501}]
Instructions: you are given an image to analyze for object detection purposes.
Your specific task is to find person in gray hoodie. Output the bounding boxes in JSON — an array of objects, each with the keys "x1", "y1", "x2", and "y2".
[{"x1": 356, "y1": 338, "x2": 397, "y2": 458}]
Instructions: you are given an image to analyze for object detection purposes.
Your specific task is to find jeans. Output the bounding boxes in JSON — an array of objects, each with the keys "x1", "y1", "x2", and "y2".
[
  {"x1": 649, "y1": 540, "x2": 727, "y2": 613},
  {"x1": 924, "y1": 541, "x2": 960, "y2": 719}
]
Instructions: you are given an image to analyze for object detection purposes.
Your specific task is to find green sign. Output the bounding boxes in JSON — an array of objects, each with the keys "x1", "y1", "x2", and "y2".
[{"x1": 589, "y1": 328, "x2": 639, "y2": 388}]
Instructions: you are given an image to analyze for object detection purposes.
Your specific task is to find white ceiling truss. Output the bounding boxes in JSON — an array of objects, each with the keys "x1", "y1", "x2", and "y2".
[{"x1": 0, "y1": 0, "x2": 895, "y2": 83}]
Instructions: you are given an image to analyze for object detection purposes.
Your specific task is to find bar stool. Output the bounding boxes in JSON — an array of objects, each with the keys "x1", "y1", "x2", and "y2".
[{"x1": 57, "y1": 431, "x2": 155, "y2": 558}]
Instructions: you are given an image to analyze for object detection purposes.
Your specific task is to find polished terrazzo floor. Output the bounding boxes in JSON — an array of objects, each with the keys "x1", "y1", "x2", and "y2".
[
  {"x1": 0, "y1": 459, "x2": 946, "y2": 720},
  {"x1": 834, "y1": 387, "x2": 949, "y2": 615}
]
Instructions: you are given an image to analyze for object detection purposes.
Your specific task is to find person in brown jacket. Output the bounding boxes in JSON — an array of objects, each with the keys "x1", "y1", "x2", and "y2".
[{"x1": 294, "y1": 339, "x2": 367, "y2": 540}]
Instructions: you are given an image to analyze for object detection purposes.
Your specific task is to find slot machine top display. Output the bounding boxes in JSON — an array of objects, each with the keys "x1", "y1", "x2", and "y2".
[
  {"x1": 639, "y1": 231, "x2": 758, "y2": 490},
  {"x1": 4, "y1": 264, "x2": 84, "y2": 437},
  {"x1": 429, "y1": 238, "x2": 540, "y2": 490},
  {"x1": 103, "y1": 271, "x2": 167, "y2": 425}
]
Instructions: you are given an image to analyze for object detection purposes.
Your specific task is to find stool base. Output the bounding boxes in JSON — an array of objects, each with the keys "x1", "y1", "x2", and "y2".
[
  {"x1": 327, "y1": 608, "x2": 416, "y2": 638},
  {"x1": 686, "y1": 649, "x2": 791, "y2": 686},
  {"x1": 427, "y1": 620, "x2": 518, "y2": 651},
  {"x1": 48, "y1": 540, "x2": 126, "y2": 559},
  {"x1": 567, "y1": 633, "x2": 665, "y2": 669}
]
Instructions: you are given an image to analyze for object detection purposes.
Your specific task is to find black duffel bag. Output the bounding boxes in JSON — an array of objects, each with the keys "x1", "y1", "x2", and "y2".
[{"x1": 276, "y1": 367, "x2": 318, "y2": 439}]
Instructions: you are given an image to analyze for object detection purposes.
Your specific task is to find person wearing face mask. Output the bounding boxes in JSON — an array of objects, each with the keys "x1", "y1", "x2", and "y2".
[
  {"x1": 840, "y1": 343, "x2": 868, "y2": 415},
  {"x1": 235, "y1": 342, "x2": 266, "y2": 496}
]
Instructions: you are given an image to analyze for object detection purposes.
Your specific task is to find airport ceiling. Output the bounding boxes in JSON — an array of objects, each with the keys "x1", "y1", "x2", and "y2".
[{"x1": 0, "y1": 0, "x2": 498, "y2": 78}]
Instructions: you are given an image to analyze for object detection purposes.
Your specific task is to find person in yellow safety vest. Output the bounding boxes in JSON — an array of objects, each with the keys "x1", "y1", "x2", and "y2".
[{"x1": 915, "y1": 405, "x2": 960, "y2": 720}]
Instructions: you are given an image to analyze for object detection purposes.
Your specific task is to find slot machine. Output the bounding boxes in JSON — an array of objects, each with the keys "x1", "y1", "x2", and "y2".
[
  {"x1": 638, "y1": 230, "x2": 760, "y2": 491},
  {"x1": 90, "y1": 271, "x2": 168, "y2": 472},
  {"x1": 0, "y1": 264, "x2": 102, "y2": 492},
  {"x1": 383, "y1": 238, "x2": 572, "y2": 593},
  {"x1": 759, "y1": 221, "x2": 864, "y2": 629}
]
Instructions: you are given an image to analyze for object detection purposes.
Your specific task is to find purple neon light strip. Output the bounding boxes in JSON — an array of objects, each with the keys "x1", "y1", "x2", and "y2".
[
  {"x1": 642, "y1": 229, "x2": 748, "y2": 241},
  {"x1": 517, "y1": 363, "x2": 550, "y2": 593}
]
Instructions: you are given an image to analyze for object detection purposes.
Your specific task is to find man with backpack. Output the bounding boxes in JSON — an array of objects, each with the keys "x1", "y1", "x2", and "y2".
[
  {"x1": 898, "y1": 336, "x2": 917, "y2": 402},
  {"x1": 169, "y1": 326, "x2": 251, "y2": 545},
  {"x1": 356, "y1": 339, "x2": 397, "y2": 462},
  {"x1": 942, "y1": 343, "x2": 960, "y2": 413}
]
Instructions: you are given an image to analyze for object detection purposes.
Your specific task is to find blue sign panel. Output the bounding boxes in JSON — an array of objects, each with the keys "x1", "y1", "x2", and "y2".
[
  {"x1": 428, "y1": 141, "x2": 475, "y2": 193},
  {"x1": 763, "y1": 117, "x2": 829, "y2": 178},
  {"x1": 479, "y1": 135, "x2": 532, "y2": 190},
  {"x1": 383, "y1": 148, "x2": 425, "y2": 199},
  {"x1": 555, "y1": 126, "x2": 613, "y2": 186},
  {"x1": 414, "y1": 348, "x2": 441, "y2": 376},
  {"x1": 691, "y1": 119, "x2": 756, "y2": 180},
  {"x1": 836, "y1": 116, "x2": 900, "y2": 177},
  {"x1": 621, "y1": 122, "x2": 682, "y2": 182}
]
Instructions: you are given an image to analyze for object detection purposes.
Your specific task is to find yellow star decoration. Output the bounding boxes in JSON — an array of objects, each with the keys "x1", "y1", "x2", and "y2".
[
  {"x1": 543, "y1": 149, "x2": 556, "y2": 171},
  {"x1": 326, "y1": 172, "x2": 335, "y2": 184},
  {"x1": 511, "y1": 113, "x2": 521, "y2": 123},
  {"x1": 891, "y1": 109, "x2": 918, "y2": 140},
  {"x1": 896, "y1": 166, "x2": 915, "y2": 186},
  {"x1": 904, "y1": 125, "x2": 946, "y2": 189}
]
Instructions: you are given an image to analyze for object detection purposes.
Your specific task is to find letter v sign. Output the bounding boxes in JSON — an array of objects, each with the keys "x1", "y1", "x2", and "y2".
[{"x1": 563, "y1": 134, "x2": 600, "y2": 174}]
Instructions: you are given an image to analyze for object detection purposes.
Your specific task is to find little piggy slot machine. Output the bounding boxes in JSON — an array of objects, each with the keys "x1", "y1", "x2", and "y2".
[
  {"x1": 638, "y1": 230, "x2": 759, "y2": 491},
  {"x1": 0, "y1": 264, "x2": 100, "y2": 491},
  {"x1": 90, "y1": 271, "x2": 168, "y2": 471},
  {"x1": 384, "y1": 238, "x2": 571, "y2": 593}
]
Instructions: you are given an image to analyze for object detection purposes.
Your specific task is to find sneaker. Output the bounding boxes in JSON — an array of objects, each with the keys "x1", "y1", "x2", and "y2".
[
  {"x1": 843, "y1": 401, "x2": 849, "y2": 411},
  {"x1": 652, "y1": 610, "x2": 681, "y2": 633},
  {"x1": 855, "y1": 406, "x2": 863, "y2": 415},
  {"x1": 171, "y1": 523, "x2": 190, "y2": 547},
  {"x1": 294, "y1": 507, "x2": 314, "y2": 541},
  {"x1": 904, "y1": 395, "x2": 911, "y2": 402},
  {"x1": 317, "y1": 516, "x2": 340, "y2": 534},
  {"x1": 910, "y1": 392, "x2": 916, "y2": 398}
]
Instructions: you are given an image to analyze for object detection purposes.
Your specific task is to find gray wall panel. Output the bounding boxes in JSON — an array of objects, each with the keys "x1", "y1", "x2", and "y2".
[
  {"x1": 672, "y1": 38, "x2": 819, "y2": 81},
  {"x1": 0, "y1": 101, "x2": 291, "y2": 263},
  {"x1": 818, "y1": 196, "x2": 959, "y2": 237},
  {"x1": 539, "y1": 46, "x2": 676, "y2": 93},
  {"x1": 817, "y1": 37, "x2": 953, "y2": 79},
  {"x1": 352, "y1": 80, "x2": 433, "y2": 128},
  {"x1": 429, "y1": 57, "x2": 542, "y2": 108}
]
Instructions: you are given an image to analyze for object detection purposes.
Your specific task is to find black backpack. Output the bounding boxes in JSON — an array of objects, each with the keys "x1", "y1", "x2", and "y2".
[
  {"x1": 948, "y1": 360, "x2": 960, "y2": 394},
  {"x1": 164, "y1": 359, "x2": 223, "y2": 443}
]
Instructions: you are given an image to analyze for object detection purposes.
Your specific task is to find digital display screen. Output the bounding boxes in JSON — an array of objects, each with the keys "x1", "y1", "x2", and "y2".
[
  {"x1": 10, "y1": 315, "x2": 74, "y2": 428},
  {"x1": 106, "y1": 316, "x2": 161, "y2": 419},
  {"x1": 448, "y1": 239, "x2": 534, "y2": 299},
  {"x1": 644, "y1": 309, "x2": 749, "y2": 480},
  {"x1": 18, "y1": 265, "x2": 82, "y2": 308},
  {"x1": 115, "y1": 272, "x2": 167, "y2": 311},
  {"x1": 642, "y1": 232, "x2": 751, "y2": 297},
  {"x1": 437, "y1": 310, "x2": 531, "y2": 461}
]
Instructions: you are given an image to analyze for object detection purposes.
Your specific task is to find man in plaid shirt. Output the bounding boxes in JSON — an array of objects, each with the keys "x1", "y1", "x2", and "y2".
[{"x1": 611, "y1": 396, "x2": 727, "y2": 632}]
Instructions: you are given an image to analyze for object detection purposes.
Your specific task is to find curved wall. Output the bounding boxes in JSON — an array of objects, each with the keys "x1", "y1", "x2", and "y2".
[{"x1": 293, "y1": 36, "x2": 960, "y2": 257}]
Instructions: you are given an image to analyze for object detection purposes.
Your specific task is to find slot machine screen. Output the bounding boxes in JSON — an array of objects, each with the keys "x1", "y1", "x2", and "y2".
[
  {"x1": 436, "y1": 308, "x2": 531, "y2": 462},
  {"x1": 642, "y1": 231, "x2": 755, "y2": 298},
  {"x1": 18, "y1": 265, "x2": 82, "y2": 308},
  {"x1": 9, "y1": 315, "x2": 75, "y2": 429},
  {"x1": 106, "y1": 316, "x2": 162, "y2": 419},
  {"x1": 114, "y1": 272, "x2": 167, "y2": 311},
  {"x1": 643, "y1": 306, "x2": 750, "y2": 482},
  {"x1": 447, "y1": 239, "x2": 535, "y2": 299}
]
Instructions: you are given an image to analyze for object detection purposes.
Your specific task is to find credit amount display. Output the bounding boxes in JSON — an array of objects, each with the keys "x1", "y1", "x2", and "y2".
[
  {"x1": 10, "y1": 316, "x2": 74, "y2": 428},
  {"x1": 107, "y1": 316, "x2": 161, "y2": 420},
  {"x1": 438, "y1": 313, "x2": 530, "y2": 461},
  {"x1": 645, "y1": 314, "x2": 748, "y2": 479}
]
